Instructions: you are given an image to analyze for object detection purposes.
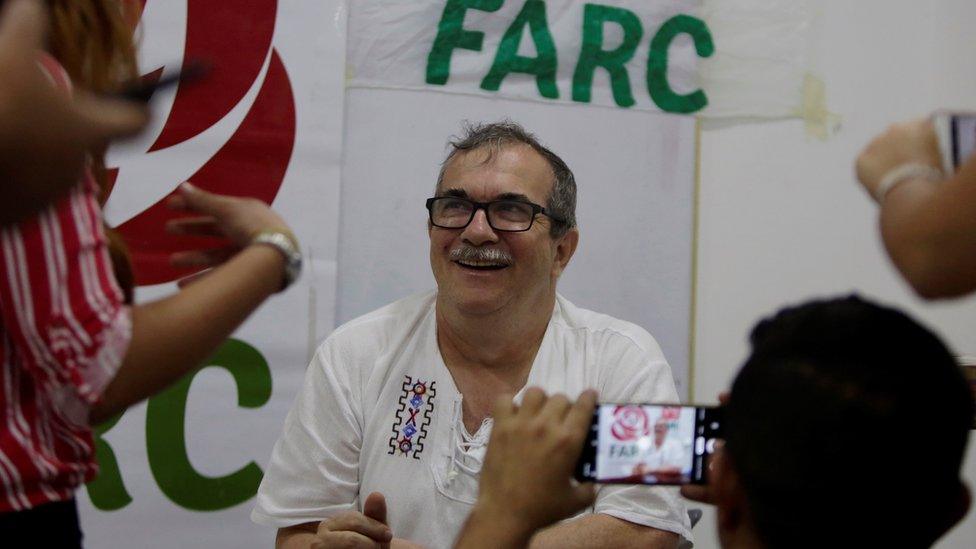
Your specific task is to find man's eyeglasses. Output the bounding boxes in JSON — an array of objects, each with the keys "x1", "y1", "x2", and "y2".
[{"x1": 425, "y1": 196, "x2": 563, "y2": 232}]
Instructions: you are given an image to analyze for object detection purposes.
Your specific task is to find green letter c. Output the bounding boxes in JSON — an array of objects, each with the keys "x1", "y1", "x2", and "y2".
[
  {"x1": 146, "y1": 339, "x2": 272, "y2": 511},
  {"x1": 647, "y1": 15, "x2": 715, "y2": 114}
]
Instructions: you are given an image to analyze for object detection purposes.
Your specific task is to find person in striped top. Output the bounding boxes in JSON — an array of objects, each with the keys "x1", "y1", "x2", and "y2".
[{"x1": 0, "y1": 1, "x2": 301, "y2": 545}]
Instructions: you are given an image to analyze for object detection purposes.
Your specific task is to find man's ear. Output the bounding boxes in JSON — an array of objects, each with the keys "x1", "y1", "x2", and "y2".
[{"x1": 551, "y1": 228, "x2": 579, "y2": 278}]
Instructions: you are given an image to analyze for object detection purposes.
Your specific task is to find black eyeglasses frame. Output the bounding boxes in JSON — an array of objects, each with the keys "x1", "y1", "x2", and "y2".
[{"x1": 424, "y1": 196, "x2": 565, "y2": 233}]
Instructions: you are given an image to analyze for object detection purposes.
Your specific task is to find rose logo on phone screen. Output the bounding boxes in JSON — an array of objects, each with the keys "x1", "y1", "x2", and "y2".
[{"x1": 610, "y1": 406, "x2": 650, "y2": 441}]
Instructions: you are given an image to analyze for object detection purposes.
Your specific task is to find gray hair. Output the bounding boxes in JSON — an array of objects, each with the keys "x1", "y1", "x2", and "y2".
[{"x1": 436, "y1": 121, "x2": 577, "y2": 238}]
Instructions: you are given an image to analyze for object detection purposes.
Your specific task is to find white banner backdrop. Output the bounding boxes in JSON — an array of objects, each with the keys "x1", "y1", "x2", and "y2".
[{"x1": 78, "y1": 2, "x2": 347, "y2": 548}]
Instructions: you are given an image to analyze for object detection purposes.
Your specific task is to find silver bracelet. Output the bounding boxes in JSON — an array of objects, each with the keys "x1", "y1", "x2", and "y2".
[
  {"x1": 251, "y1": 230, "x2": 302, "y2": 292},
  {"x1": 874, "y1": 163, "x2": 944, "y2": 203}
]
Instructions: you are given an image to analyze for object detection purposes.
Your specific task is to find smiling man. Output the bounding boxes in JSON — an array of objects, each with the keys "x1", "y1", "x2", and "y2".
[{"x1": 252, "y1": 122, "x2": 690, "y2": 548}]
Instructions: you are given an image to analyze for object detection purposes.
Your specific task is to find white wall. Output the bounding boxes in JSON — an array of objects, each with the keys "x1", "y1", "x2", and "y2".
[{"x1": 688, "y1": 1, "x2": 976, "y2": 547}]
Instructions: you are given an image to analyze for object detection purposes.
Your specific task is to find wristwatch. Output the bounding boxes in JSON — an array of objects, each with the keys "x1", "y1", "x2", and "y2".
[{"x1": 251, "y1": 230, "x2": 302, "y2": 291}]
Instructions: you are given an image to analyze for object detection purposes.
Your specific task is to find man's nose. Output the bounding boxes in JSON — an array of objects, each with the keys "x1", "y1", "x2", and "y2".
[{"x1": 460, "y1": 208, "x2": 498, "y2": 246}]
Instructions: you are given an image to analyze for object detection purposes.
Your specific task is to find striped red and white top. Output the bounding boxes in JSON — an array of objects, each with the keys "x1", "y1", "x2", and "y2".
[{"x1": 0, "y1": 55, "x2": 131, "y2": 512}]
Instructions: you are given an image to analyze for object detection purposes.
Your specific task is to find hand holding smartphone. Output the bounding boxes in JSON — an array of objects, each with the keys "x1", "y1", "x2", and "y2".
[{"x1": 575, "y1": 404, "x2": 723, "y2": 485}]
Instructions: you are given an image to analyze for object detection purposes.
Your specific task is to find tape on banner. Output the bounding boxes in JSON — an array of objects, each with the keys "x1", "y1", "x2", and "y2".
[{"x1": 794, "y1": 73, "x2": 841, "y2": 140}]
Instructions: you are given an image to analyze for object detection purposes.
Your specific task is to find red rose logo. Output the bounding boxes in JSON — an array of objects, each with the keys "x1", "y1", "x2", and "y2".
[
  {"x1": 610, "y1": 405, "x2": 650, "y2": 442},
  {"x1": 661, "y1": 406, "x2": 680, "y2": 421},
  {"x1": 106, "y1": 0, "x2": 296, "y2": 285}
]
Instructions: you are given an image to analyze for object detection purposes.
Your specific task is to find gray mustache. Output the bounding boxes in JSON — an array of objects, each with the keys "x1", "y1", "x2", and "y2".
[{"x1": 449, "y1": 247, "x2": 513, "y2": 265}]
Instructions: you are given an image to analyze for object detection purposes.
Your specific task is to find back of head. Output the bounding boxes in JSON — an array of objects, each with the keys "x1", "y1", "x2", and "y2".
[{"x1": 725, "y1": 296, "x2": 973, "y2": 548}]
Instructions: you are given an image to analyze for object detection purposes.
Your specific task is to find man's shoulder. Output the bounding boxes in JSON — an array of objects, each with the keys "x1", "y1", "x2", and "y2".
[
  {"x1": 553, "y1": 294, "x2": 664, "y2": 358},
  {"x1": 319, "y1": 290, "x2": 436, "y2": 353}
]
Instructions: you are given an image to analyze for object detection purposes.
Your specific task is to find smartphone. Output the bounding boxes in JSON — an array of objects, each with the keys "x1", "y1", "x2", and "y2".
[
  {"x1": 575, "y1": 404, "x2": 723, "y2": 485},
  {"x1": 934, "y1": 111, "x2": 976, "y2": 173},
  {"x1": 115, "y1": 60, "x2": 211, "y2": 103}
]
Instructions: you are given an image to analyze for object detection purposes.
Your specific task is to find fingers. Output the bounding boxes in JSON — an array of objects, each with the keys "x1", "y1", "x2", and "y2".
[
  {"x1": 315, "y1": 530, "x2": 387, "y2": 549},
  {"x1": 566, "y1": 389, "x2": 597, "y2": 429},
  {"x1": 362, "y1": 492, "x2": 387, "y2": 526},
  {"x1": 519, "y1": 387, "x2": 546, "y2": 416},
  {"x1": 167, "y1": 193, "x2": 189, "y2": 211},
  {"x1": 166, "y1": 216, "x2": 223, "y2": 237},
  {"x1": 492, "y1": 393, "x2": 517, "y2": 421},
  {"x1": 680, "y1": 440, "x2": 724, "y2": 504},
  {"x1": 539, "y1": 393, "x2": 571, "y2": 423},
  {"x1": 173, "y1": 181, "x2": 229, "y2": 215},
  {"x1": 169, "y1": 247, "x2": 237, "y2": 268},
  {"x1": 0, "y1": 0, "x2": 46, "y2": 53},
  {"x1": 570, "y1": 482, "x2": 597, "y2": 510},
  {"x1": 322, "y1": 512, "x2": 392, "y2": 543}
]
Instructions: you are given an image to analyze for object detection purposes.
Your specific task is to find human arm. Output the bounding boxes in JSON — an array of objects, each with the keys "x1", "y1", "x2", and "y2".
[
  {"x1": 454, "y1": 388, "x2": 598, "y2": 549},
  {"x1": 856, "y1": 118, "x2": 976, "y2": 298},
  {"x1": 528, "y1": 514, "x2": 678, "y2": 549},
  {"x1": 274, "y1": 493, "x2": 393, "y2": 549},
  {"x1": 89, "y1": 183, "x2": 292, "y2": 422},
  {"x1": 0, "y1": 0, "x2": 146, "y2": 227}
]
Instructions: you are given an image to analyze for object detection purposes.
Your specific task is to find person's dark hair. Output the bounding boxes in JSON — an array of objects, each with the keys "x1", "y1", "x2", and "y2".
[
  {"x1": 725, "y1": 296, "x2": 973, "y2": 549},
  {"x1": 437, "y1": 120, "x2": 576, "y2": 238}
]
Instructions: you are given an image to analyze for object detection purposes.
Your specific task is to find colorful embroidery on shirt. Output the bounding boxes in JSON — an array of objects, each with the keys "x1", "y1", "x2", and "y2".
[{"x1": 388, "y1": 375, "x2": 437, "y2": 459}]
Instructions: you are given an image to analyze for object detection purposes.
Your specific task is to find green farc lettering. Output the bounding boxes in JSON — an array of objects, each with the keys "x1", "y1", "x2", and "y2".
[
  {"x1": 425, "y1": 1, "x2": 715, "y2": 114},
  {"x1": 86, "y1": 339, "x2": 273, "y2": 512}
]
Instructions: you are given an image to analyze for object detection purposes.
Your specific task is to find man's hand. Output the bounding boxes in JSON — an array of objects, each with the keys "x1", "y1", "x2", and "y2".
[
  {"x1": 855, "y1": 118, "x2": 943, "y2": 200},
  {"x1": 0, "y1": 0, "x2": 147, "y2": 226},
  {"x1": 455, "y1": 388, "x2": 597, "y2": 549},
  {"x1": 310, "y1": 492, "x2": 393, "y2": 549}
]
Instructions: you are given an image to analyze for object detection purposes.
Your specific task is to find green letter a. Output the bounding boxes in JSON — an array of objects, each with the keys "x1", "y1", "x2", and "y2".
[{"x1": 480, "y1": 0, "x2": 559, "y2": 99}]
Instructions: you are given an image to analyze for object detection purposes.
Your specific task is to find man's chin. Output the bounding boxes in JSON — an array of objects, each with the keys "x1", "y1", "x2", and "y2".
[{"x1": 442, "y1": 291, "x2": 509, "y2": 316}]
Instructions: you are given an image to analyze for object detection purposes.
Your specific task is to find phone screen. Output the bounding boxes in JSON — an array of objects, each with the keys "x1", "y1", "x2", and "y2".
[
  {"x1": 575, "y1": 404, "x2": 722, "y2": 485},
  {"x1": 951, "y1": 114, "x2": 976, "y2": 169}
]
